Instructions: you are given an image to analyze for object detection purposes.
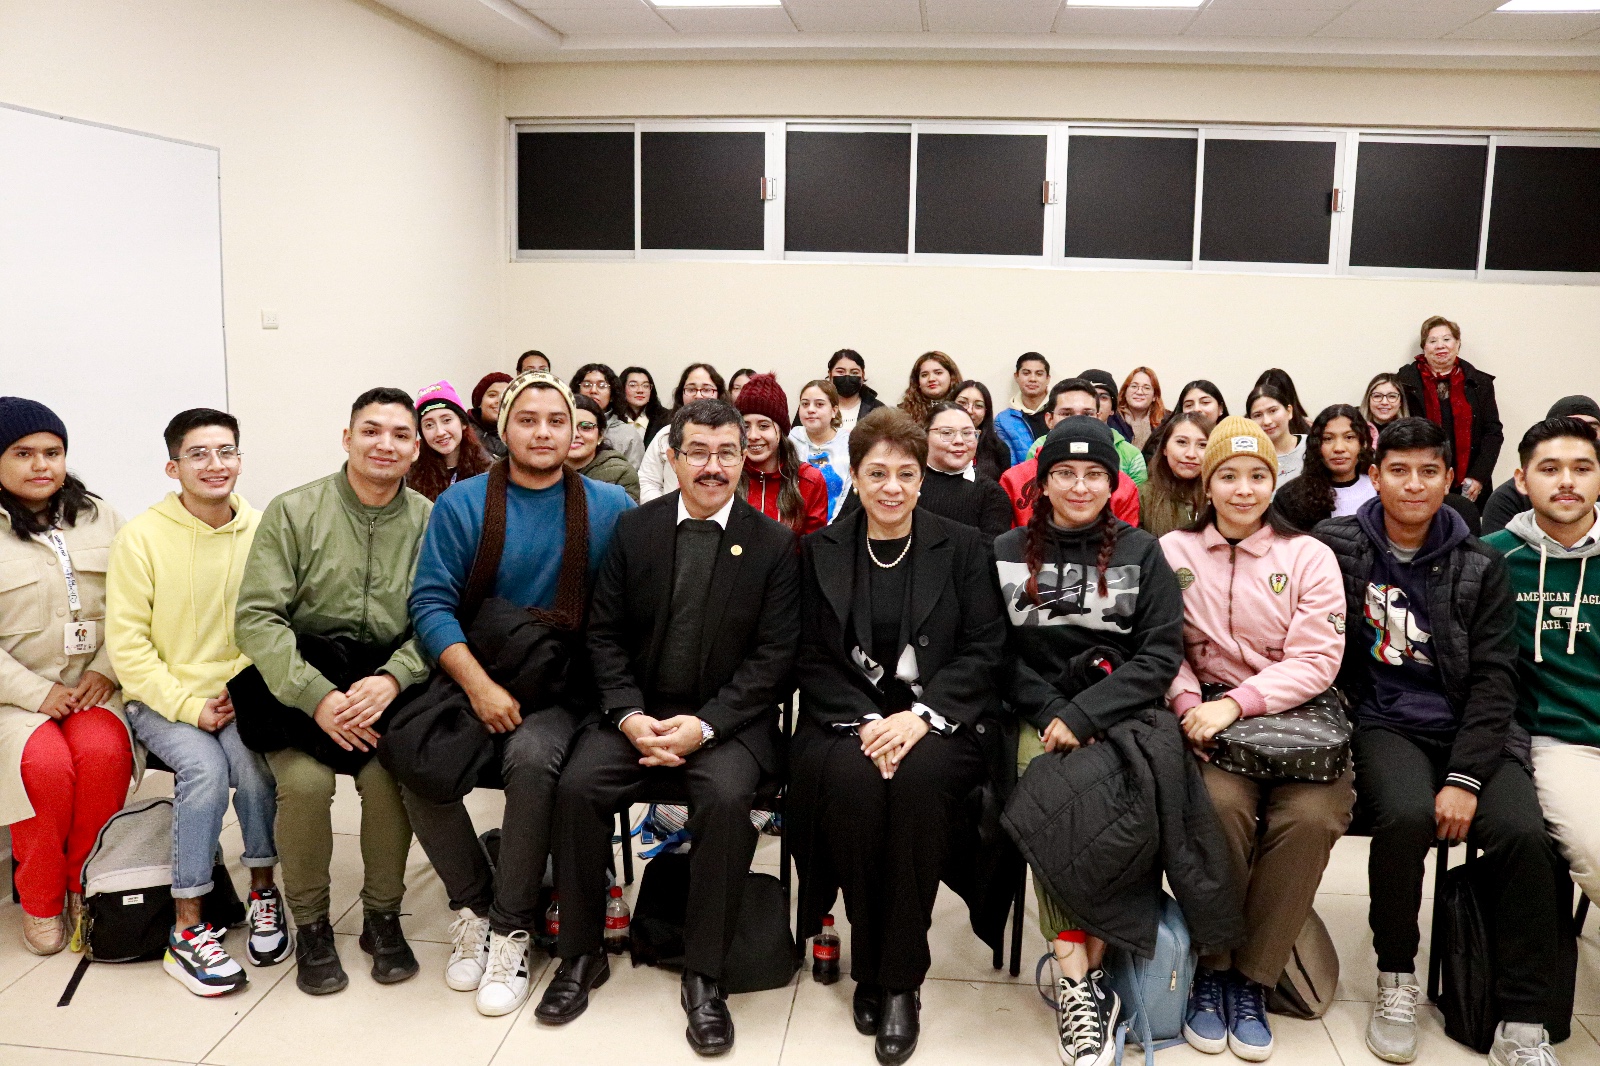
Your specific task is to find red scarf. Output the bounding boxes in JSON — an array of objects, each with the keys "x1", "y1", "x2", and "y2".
[{"x1": 1415, "y1": 355, "x2": 1473, "y2": 486}]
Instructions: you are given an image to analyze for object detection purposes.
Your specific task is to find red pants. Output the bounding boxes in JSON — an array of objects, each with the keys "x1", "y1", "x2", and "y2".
[{"x1": 11, "y1": 707, "x2": 131, "y2": 917}]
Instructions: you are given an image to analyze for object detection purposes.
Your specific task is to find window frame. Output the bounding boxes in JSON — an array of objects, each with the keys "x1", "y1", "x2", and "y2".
[
  {"x1": 1477, "y1": 134, "x2": 1600, "y2": 286},
  {"x1": 510, "y1": 122, "x2": 638, "y2": 262},
  {"x1": 1053, "y1": 125, "x2": 1200, "y2": 273},
  {"x1": 1194, "y1": 126, "x2": 1348, "y2": 277},
  {"x1": 782, "y1": 122, "x2": 914, "y2": 264},
  {"x1": 1340, "y1": 132, "x2": 1490, "y2": 282},
  {"x1": 908, "y1": 122, "x2": 1057, "y2": 267}
]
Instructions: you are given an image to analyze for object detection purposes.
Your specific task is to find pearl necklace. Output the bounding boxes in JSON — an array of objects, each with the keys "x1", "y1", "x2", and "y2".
[{"x1": 867, "y1": 532, "x2": 913, "y2": 569}]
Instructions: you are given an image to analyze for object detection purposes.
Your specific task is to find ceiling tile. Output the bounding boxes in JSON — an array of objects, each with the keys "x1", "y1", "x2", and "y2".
[
  {"x1": 515, "y1": 0, "x2": 655, "y2": 10},
  {"x1": 783, "y1": 0, "x2": 923, "y2": 33},
  {"x1": 652, "y1": 5, "x2": 799, "y2": 32},
  {"x1": 1053, "y1": 8, "x2": 1200, "y2": 35},
  {"x1": 1200, "y1": 0, "x2": 1351, "y2": 11},
  {"x1": 924, "y1": 0, "x2": 1064, "y2": 34},
  {"x1": 528, "y1": 5, "x2": 673, "y2": 32},
  {"x1": 1449, "y1": 11, "x2": 1600, "y2": 39},
  {"x1": 1314, "y1": 8, "x2": 1480, "y2": 37},
  {"x1": 1184, "y1": 7, "x2": 1339, "y2": 35}
]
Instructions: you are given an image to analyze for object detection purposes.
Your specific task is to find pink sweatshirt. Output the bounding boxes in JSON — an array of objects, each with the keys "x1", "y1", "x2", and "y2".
[{"x1": 1159, "y1": 523, "x2": 1347, "y2": 719}]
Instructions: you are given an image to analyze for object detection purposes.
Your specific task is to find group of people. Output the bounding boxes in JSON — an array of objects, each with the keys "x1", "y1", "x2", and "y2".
[{"x1": 0, "y1": 311, "x2": 1593, "y2": 1066}]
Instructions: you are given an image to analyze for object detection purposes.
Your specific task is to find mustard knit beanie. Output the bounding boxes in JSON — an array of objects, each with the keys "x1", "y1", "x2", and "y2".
[{"x1": 1202, "y1": 415, "x2": 1278, "y2": 486}]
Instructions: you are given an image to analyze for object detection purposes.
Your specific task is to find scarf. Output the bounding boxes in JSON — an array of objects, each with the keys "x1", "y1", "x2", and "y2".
[
  {"x1": 1415, "y1": 355, "x2": 1473, "y2": 487},
  {"x1": 459, "y1": 460, "x2": 590, "y2": 631}
]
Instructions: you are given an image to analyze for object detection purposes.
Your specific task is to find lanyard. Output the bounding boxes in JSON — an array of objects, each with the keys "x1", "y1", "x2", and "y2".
[{"x1": 42, "y1": 530, "x2": 82, "y2": 618}]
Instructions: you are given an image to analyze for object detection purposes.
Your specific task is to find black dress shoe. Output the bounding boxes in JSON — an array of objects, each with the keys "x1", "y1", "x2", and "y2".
[
  {"x1": 294, "y1": 919, "x2": 348, "y2": 996},
  {"x1": 535, "y1": 951, "x2": 610, "y2": 1024},
  {"x1": 358, "y1": 911, "x2": 419, "y2": 984},
  {"x1": 853, "y1": 983, "x2": 884, "y2": 1035},
  {"x1": 875, "y1": 990, "x2": 920, "y2": 1066},
  {"x1": 682, "y1": 969, "x2": 735, "y2": 1057}
]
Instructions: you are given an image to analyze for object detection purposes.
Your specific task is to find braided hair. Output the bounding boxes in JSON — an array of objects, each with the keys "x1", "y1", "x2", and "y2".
[{"x1": 1022, "y1": 466, "x2": 1120, "y2": 606}]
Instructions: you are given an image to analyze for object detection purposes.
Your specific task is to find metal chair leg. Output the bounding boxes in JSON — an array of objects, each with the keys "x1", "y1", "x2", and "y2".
[
  {"x1": 619, "y1": 808, "x2": 635, "y2": 886},
  {"x1": 1427, "y1": 840, "x2": 1452, "y2": 1003},
  {"x1": 1010, "y1": 868, "x2": 1026, "y2": 977}
]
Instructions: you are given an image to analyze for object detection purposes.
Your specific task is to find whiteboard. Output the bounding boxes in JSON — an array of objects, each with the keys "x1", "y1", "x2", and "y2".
[{"x1": 0, "y1": 102, "x2": 227, "y2": 518}]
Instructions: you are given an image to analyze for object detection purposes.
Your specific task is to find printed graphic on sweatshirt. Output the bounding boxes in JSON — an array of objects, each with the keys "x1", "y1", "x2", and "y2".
[
  {"x1": 996, "y1": 560, "x2": 1140, "y2": 632},
  {"x1": 1364, "y1": 583, "x2": 1433, "y2": 666}
]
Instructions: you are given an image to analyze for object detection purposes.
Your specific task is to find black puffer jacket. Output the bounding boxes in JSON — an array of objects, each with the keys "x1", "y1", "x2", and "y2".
[{"x1": 1001, "y1": 706, "x2": 1243, "y2": 959}]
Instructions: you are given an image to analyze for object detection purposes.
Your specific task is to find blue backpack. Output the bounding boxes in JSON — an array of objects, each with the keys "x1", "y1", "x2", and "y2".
[{"x1": 1104, "y1": 893, "x2": 1197, "y2": 1066}]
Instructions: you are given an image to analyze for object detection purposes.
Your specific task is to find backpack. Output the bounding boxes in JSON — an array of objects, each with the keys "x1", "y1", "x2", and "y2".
[
  {"x1": 1267, "y1": 909, "x2": 1338, "y2": 1019},
  {"x1": 1437, "y1": 860, "x2": 1496, "y2": 1052},
  {"x1": 1104, "y1": 893, "x2": 1196, "y2": 1066}
]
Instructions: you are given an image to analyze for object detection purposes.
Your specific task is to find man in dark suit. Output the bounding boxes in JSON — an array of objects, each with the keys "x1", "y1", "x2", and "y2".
[{"x1": 534, "y1": 399, "x2": 801, "y2": 1057}]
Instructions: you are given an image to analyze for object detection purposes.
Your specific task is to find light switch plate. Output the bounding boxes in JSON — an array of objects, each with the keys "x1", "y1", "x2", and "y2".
[{"x1": 261, "y1": 310, "x2": 279, "y2": 329}]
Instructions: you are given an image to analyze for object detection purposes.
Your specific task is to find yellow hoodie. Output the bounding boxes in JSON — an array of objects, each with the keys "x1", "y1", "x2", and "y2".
[{"x1": 107, "y1": 492, "x2": 258, "y2": 726}]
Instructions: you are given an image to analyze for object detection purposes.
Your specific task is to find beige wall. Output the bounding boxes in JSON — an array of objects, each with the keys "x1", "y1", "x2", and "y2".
[
  {"x1": 503, "y1": 60, "x2": 1600, "y2": 486},
  {"x1": 0, "y1": 0, "x2": 502, "y2": 501}
]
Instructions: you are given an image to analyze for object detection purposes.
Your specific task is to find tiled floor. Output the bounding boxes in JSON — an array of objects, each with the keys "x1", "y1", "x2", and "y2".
[{"x1": 0, "y1": 774, "x2": 1596, "y2": 1066}]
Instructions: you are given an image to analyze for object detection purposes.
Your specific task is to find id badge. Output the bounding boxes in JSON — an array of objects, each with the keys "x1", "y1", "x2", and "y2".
[{"x1": 64, "y1": 620, "x2": 97, "y2": 656}]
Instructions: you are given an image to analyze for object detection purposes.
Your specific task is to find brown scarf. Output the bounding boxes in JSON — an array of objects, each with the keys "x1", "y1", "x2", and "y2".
[
  {"x1": 1415, "y1": 355, "x2": 1473, "y2": 486},
  {"x1": 459, "y1": 460, "x2": 590, "y2": 631}
]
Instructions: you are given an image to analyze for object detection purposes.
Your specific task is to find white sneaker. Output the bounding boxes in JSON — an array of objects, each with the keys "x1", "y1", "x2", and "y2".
[
  {"x1": 1488, "y1": 1021, "x2": 1560, "y2": 1066},
  {"x1": 475, "y1": 929, "x2": 532, "y2": 1017},
  {"x1": 1366, "y1": 972, "x2": 1420, "y2": 1063},
  {"x1": 445, "y1": 908, "x2": 492, "y2": 992}
]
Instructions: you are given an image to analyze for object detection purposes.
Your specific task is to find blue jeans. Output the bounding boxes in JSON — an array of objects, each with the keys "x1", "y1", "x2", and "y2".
[{"x1": 128, "y1": 702, "x2": 278, "y2": 897}]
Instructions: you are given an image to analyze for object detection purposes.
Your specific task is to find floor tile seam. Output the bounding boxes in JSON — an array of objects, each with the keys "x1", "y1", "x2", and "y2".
[
  {"x1": 0, "y1": 1038, "x2": 201, "y2": 1063},
  {"x1": 0, "y1": 953, "x2": 48, "y2": 997},
  {"x1": 195, "y1": 948, "x2": 299, "y2": 1065}
]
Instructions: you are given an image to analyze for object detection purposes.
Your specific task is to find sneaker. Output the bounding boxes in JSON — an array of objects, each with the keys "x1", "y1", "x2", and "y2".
[
  {"x1": 446, "y1": 908, "x2": 492, "y2": 992},
  {"x1": 22, "y1": 912, "x2": 66, "y2": 956},
  {"x1": 164, "y1": 923, "x2": 249, "y2": 997},
  {"x1": 1056, "y1": 970, "x2": 1120, "y2": 1066},
  {"x1": 294, "y1": 918, "x2": 349, "y2": 996},
  {"x1": 1366, "y1": 972, "x2": 1420, "y2": 1063},
  {"x1": 475, "y1": 929, "x2": 532, "y2": 1017},
  {"x1": 1488, "y1": 1022, "x2": 1560, "y2": 1066},
  {"x1": 245, "y1": 887, "x2": 293, "y2": 966},
  {"x1": 359, "y1": 910, "x2": 419, "y2": 985},
  {"x1": 1224, "y1": 974, "x2": 1274, "y2": 1062},
  {"x1": 1183, "y1": 967, "x2": 1229, "y2": 1054}
]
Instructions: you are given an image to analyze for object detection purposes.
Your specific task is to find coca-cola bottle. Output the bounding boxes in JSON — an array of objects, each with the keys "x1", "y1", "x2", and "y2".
[
  {"x1": 812, "y1": 913, "x2": 841, "y2": 984},
  {"x1": 604, "y1": 885, "x2": 632, "y2": 954},
  {"x1": 545, "y1": 892, "x2": 560, "y2": 938}
]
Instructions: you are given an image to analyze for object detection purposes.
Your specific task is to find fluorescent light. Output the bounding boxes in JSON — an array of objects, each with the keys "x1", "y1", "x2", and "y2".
[
  {"x1": 1497, "y1": 0, "x2": 1600, "y2": 9},
  {"x1": 1065, "y1": 0, "x2": 1205, "y2": 7},
  {"x1": 651, "y1": 0, "x2": 782, "y2": 6}
]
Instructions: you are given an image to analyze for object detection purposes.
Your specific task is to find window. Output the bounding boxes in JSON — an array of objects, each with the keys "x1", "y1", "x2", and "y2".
[
  {"x1": 1485, "y1": 141, "x2": 1600, "y2": 274},
  {"x1": 640, "y1": 129, "x2": 768, "y2": 251},
  {"x1": 516, "y1": 129, "x2": 634, "y2": 253},
  {"x1": 1349, "y1": 138, "x2": 1487, "y2": 272},
  {"x1": 1200, "y1": 133, "x2": 1341, "y2": 268},
  {"x1": 1063, "y1": 130, "x2": 1197, "y2": 263},
  {"x1": 785, "y1": 127, "x2": 910, "y2": 256},
  {"x1": 914, "y1": 128, "x2": 1049, "y2": 257}
]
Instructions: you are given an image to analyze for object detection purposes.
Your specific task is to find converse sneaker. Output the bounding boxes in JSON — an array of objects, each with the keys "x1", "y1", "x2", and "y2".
[
  {"x1": 245, "y1": 887, "x2": 292, "y2": 966},
  {"x1": 446, "y1": 908, "x2": 492, "y2": 992},
  {"x1": 164, "y1": 923, "x2": 249, "y2": 997},
  {"x1": 475, "y1": 929, "x2": 532, "y2": 1017},
  {"x1": 1488, "y1": 1021, "x2": 1560, "y2": 1066},
  {"x1": 1224, "y1": 973, "x2": 1274, "y2": 1062},
  {"x1": 1366, "y1": 972, "x2": 1420, "y2": 1063},
  {"x1": 1183, "y1": 967, "x2": 1229, "y2": 1054},
  {"x1": 1056, "y1": 970, "x2": 1120, "y2": 1066}
]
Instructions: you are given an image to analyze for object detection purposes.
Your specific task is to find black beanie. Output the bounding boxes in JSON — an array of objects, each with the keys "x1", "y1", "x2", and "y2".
[
  {"x1": 1078, "y1": 368, "x2": 1118, "y2": 398},
  {"x1": 0, "y1": 398, "x2": 68, "y2": 456},
  {"x1": 1036, "y1": 416, "x2": 1120, "y2": 491},
  {"x1": 1547, "y1": 395, "x2": 1600, "y2": 423}
]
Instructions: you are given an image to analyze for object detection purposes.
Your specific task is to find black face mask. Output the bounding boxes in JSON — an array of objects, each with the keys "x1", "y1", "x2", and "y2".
[{"x1": 832, "y1": 374, "x2": 863, "y2": 398}]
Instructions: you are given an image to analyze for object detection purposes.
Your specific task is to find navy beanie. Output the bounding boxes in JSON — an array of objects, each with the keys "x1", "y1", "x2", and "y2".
[
  {"x1": 0, "y1": 398, "x2": 68, "y2": 456},
  {"x1": 1036, "y1": 416, "x2": 1120, "y2": 491}
]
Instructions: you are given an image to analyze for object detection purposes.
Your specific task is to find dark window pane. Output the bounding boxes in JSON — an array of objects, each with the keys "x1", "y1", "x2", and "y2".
[
  {"x1": 1485, "y1": 145, "x2": 1600, "y2": 272},
  {"x1": 1064, "y1": 135, "x2": 1196, "y2": 261},
  {"x1": 785, "y1": 131, "x2": 910, "y2": 254},
  {"x1": 1350, "y1": 141, "x2": 1486, "y2": 270},
  {"x1": 915, "y1": 133, "x2": 1047, "y2": 256},
  {"x1": 1200, "y1": 138, "x2": 1336, "y2": 264},
  {"x1": 640, "y1": 131, "x2": 766, "y2": 251},
  {"x1": 517, "y1": 131, "x2": 635, "y2": 251}
]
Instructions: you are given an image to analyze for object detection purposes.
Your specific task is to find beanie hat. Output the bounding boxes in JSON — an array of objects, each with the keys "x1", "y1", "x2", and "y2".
[
  {"x1": 416, "y1": 381, "x2": 469, "y2": 423},
  {"x1": 471, "y1": 372, "x2": 513, "y2": 412},
  {"x1": 1547, "y1": 395, "x2": 1600, "y2": 423},
  {"x1": 0, "y1": 397, "x2": 69, "y2": 456},
  {"x1": 1202, "y1": 415, "x2": 1278, "y2": 485},
  {"x1": 497, "y1": 371, "x2": 576, "y2": 438},
  {"x1": 1078, "y1": 369, "x2": 1118, "y2": 399},
  {"x1": 1036, "y1": 416, "x2": 1120, "y2": 492},
  {"x1": 734, "y1": 373, "x2": 790, "y2": 436}
]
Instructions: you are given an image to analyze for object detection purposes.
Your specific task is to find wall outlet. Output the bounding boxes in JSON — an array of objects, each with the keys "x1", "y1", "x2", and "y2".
[{"x1": 261, "y1": 310, "x2": 279, "y2": 329}]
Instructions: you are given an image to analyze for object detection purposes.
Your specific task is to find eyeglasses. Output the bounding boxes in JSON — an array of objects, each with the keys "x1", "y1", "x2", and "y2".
[
  {"x1": 682, "y1": 385, "x2": 719, "y2": 399},
  {"x1": 1047, "y1": 469, "x2": 1110, "y2": 489},
  {"x1": 679, "y1": 446, "x2": 743, "y2": 468},
  {"x1": 930, "y1": 428, "x2": 978, "y2": 443},
  {"x1": 174, "y1": 446, "x2": 241, "y2": 466},
  {"x1": 575, "y1": 421, "x2": 600, "y2": 433}
]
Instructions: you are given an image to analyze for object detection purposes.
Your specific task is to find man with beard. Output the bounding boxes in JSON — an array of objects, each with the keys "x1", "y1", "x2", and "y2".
[{"x1": 535, "y1": 399, "x2": 800, "y2": 1057}]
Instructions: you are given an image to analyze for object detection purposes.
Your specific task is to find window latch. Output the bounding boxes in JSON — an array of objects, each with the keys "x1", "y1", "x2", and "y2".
[
  {"x1": 760, "y1": 176, "x2": 779, "y2": 201},
  {"x1": 1042, "y1": 180, "x2": 1060, "y2": 205},
  {"x1": 1331, "y1": 188, "x2": 1345, "y2": 212}
]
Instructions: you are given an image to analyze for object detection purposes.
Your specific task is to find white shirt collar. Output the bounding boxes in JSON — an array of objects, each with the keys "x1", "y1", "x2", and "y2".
[{"x1": 677, "y1": 493, "x2": 735, "y2": 529}]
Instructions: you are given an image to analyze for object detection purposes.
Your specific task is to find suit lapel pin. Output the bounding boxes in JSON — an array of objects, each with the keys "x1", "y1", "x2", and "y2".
[{"x1": 730, "y1": 544, "x2": 743, "y2": 556}]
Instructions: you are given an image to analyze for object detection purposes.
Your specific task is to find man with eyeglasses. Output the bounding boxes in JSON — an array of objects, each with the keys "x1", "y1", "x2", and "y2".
[
  {"x1": 537, "y1": 399, "x2": 800, "y2": 1057},
  {"x1": 1000, "y1": 380, "x2": 1142, "y2": 529},
  {"x1": 107, "y1": 408, "x2": 289, "y2": 996}
]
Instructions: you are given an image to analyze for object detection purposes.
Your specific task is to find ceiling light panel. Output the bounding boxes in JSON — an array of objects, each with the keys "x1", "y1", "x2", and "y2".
[
  {"x1": 1498, "y1": 0, "x2": 1600, "y2": 10},
  {"x1": 1064, "y1": 0, "x2": 1203, "y2": 7},
  {"x1": 650, "y1": 0, "x2": 783, "y2": 6}
]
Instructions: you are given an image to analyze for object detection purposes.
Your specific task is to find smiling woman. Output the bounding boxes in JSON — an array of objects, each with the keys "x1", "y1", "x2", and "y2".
[
  {"x1": 406, "y1": 381, "x2": 492, "y2": 502},
  {"x1": 1272, "y1": 404, "x2": 1378, "y2": 533}
]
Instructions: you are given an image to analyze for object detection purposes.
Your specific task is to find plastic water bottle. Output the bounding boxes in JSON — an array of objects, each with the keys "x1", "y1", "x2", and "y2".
[
  {"x1": 604, "y1": 886, "x2": 632, "y2": 954},
  {"x1": 545, "y1": 893, "x2": 560, "y2": 938},
  {"x1": 812, "y1": 914, "x2": 841, "y2": 984}
]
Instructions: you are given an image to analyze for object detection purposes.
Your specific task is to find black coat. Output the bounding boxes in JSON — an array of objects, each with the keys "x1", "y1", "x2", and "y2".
[
  {"x1": 1395, "y1": 358, "x2": 1504, "y2": 490},
  {"x1": 586, "y1": 492, "x2": 800, "y2": 775},
  {"x1": 1001, "y1": 707, "x2": 1245, "y2": 959}
]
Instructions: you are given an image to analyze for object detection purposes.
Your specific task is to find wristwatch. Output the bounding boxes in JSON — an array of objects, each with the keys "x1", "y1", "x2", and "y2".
[{"x1": 699, "y1": 720, "x2": 716, "y2": 747}]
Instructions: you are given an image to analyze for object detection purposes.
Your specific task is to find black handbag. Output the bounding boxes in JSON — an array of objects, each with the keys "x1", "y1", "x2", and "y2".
[
  {"x1": 1204, "y1": 687, "x2": 1351, "y2": 783},
  {"x1": 1438, "y1": 860, "x2": 1496, "y2": 1052}
]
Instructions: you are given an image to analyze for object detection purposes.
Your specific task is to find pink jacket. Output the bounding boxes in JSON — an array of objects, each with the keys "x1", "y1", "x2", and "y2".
[{"x1": 1159, "y1": 524, "x2": 1347, "y2": 719}]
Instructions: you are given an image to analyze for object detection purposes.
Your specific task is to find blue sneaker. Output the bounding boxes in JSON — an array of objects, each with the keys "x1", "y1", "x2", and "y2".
[
  {"x1": 1183, "y1": 967, "x2": 1228, "y2": 1054},
  {"x1": 1224, "y1": 974, "x2": 1274, "y2": 1062}
]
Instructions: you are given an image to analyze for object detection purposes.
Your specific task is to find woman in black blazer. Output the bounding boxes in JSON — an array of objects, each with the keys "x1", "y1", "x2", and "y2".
[{"x1": 790, "y1": 407, "x2": 1007, "y2": 1066}]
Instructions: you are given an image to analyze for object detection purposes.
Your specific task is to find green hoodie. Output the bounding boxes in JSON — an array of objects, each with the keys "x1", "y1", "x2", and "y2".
[
  {"x1": 235, "y1": 467, "x2": 431, "y2": 715},
  {"x1": 1483, "y1": 506, "x2": 1600, "y2": 748}
]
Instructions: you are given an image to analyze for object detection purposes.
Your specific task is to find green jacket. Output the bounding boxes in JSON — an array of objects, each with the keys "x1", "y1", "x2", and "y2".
[
  {"x1": 1026, "y1": 426, "x2": 1148, "y2": 486},
  {"x1": 235, "y1": 467, "x2": 432, "y2": 715},
  {"x1": 579, "y1": 447, "x2": 640, "y2": 502},
  {"x1": 1484, "y1": 507, "x2": 1600, "y2": 749}
]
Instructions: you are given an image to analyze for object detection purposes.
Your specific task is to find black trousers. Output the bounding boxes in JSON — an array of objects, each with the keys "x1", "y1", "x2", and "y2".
[
  {"x1": 813, "y1": 727, "x2": 985, "y2": 993},
  {"x1": 553, "y1": 724, "x2": 762, "y2": 979},
  {"x1": 402, "y1": 705, "x2": 581, "y2": 935},
  {"x1": 1353, "y1": 724, "x2": 1560, "y2": 1022}
]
